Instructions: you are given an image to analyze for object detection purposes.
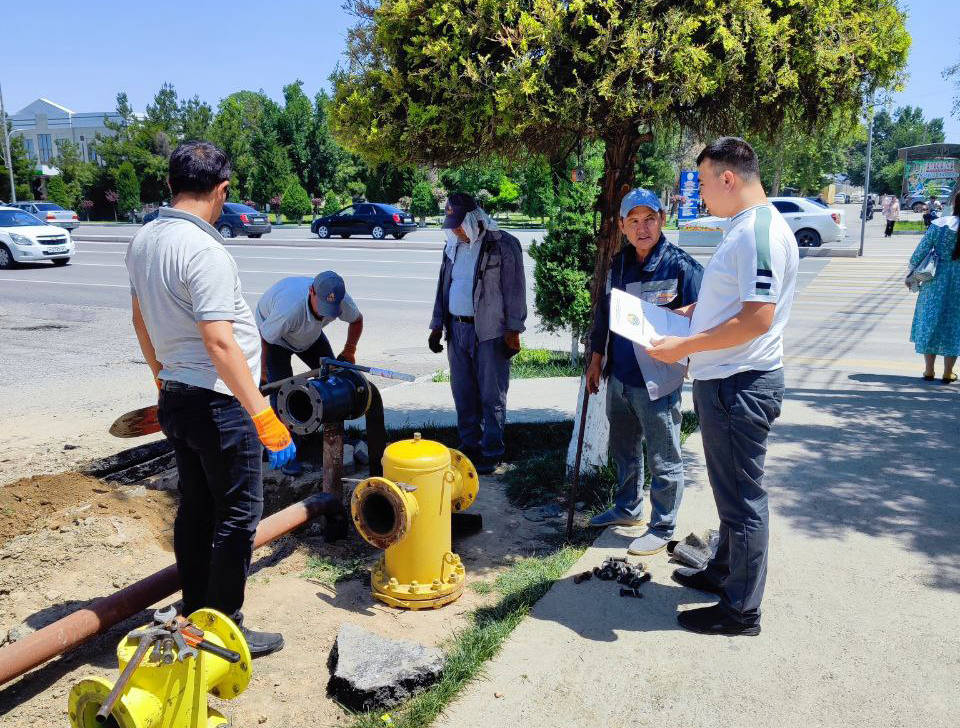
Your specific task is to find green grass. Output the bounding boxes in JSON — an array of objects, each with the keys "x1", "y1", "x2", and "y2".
[
  {"x1": 302, "y1": 556, "x2": 371, "y2": 585},
  {"x1": 348, "y1": 545, "x2": 585, "y2": 728},
  {"x1": 502, "y1": 409, "x2": 700, "y2": 512},
  {"x1": 893, "y1": 220, "x2": 925, "y2": 232},
  {"x1": 433, "y1": 348, "x2": 582, "y2": 382}
]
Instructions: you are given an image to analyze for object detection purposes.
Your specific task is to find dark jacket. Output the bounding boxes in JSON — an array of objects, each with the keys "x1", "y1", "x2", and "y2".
[
  {"x1": 430, "y1": 228, "x2": 527, "y2": 342},
  {"x1": 590, "y1": 235, "x2": 703, "y2": 372}
]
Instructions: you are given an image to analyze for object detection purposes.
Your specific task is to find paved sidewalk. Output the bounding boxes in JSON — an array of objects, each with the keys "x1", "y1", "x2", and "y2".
[
  {"x1": 431, "y1": 232, "x2": 960, "y2": 728},
  {"x1": 434, "y1": 368, "x2": 959, "y2": 728}
]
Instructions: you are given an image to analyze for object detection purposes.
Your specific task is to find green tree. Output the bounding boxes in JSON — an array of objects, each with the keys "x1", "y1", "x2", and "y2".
[
  {"x1": 249, "y1": 123, "x2": 292, "y2": 206},
  {"x1": 46, "y1": 175, "x2": 73, "y2": 209},
  {"x1": 0, "y1": 134, "x2": 37, "y2": 202},
  {"x1": 115, "y1": 161, "x2": 141, "y2": 218},
  {"x1": 520, "y1": 156, "x2": 555, "y2": 222},
  {"x1": 410, "y1": 180, "x2": 436, "y2": 223},
  {"x1": 332, "y1": 0, "x2": 909, "y2": 332},
  {"x1": 754, "y1": 116, "x2": 858, "y2": 195},
  {"x1": 180, "y1": 95, "x2": 213, "y2": 140},
  {"x1": 281, "y1": 180, "x2": 312, "y2": 224},
  {"x1": 488, "y1": 174, "x2": 520, "y2": 216},
  {"x1": 52, "y1": 139, "x2": 94, "y2": 208},
  {"x1": 306, "y1": 91, "x2": 349, "y2": 195},
  {"x1": 278, "y1": 80, "x2": 313, "y2": 188},
  {"x1": 210, "y1": 91, "x2": 278, "y2": 200},
  {"x1": 846, "y1": 105, "x2": 945, "y2": 193}
]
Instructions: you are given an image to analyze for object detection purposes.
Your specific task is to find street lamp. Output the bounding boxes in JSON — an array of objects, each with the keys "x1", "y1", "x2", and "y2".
[
  {"x1": 0, "y1": 77, "x2": 16, "y2": 203},
  {"x1": 859, "y1": 94, "x2": 875, "y2": 257}
]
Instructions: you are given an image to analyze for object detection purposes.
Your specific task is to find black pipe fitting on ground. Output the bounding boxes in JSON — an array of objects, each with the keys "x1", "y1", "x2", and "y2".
[
  {"x1": 573, "y1": 571, "x2": 592, "y2": 584},
  {"x1": 619, "y1": 587, "x2": 643, "y2": 598}
]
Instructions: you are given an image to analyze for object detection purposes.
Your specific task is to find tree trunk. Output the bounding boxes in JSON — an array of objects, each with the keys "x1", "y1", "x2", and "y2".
[
  {"x1": 570, "y1": 326, "x2": 580, "y2": 366},
  {"x1": 771, "y1": 142, "x2": 785, "y2": 197},
  {"x1": 565, "y1": 125, "x2": 643, "y2": 475}
]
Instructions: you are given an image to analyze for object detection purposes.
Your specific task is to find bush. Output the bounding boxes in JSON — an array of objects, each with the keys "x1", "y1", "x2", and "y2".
[
  {"x1": 322, "y1": 192, "x2": 351, "y2": 216},
  {"x1": 46, "y1": 176, "x2": 74, "y2": 210},
  {"x1": 115, "y1": 162, "x2": 140, "y2": 218},
  {"x1": 410, "y1": 181, "x2": 437, "y2": 222},
  {"x1": 281, "y1": 181, "x2": 312, "y2": 223}
]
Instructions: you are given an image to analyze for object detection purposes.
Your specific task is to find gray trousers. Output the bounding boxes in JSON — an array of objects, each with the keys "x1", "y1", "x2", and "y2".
[
  {"x1": 693, "y1": 369, "x2": 784, "y2": 623},
  {"x1": 606, "y1": 377, "x2": 684, "y2": 537},
  {"x1": 448, "y1": 320, "x2": 511, "y2": 458}
]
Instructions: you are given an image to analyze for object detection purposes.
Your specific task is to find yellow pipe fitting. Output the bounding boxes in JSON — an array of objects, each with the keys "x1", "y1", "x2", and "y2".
[
  {"x1": 69, "y1": 609, "x2": 252, "y2": 728},
  {"x1": 351, "y1": 433, "x2": 478, "y2": 610}
]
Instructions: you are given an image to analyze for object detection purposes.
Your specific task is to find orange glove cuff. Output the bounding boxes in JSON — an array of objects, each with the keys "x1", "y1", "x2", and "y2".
[{"x1": 251, "y1": 408, "x2": 292, "y2": 452}]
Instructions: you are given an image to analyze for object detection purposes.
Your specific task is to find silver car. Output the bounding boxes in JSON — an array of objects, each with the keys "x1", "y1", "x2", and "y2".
[{"x1": 9, "y1": 201, "x2": 80, "y2": 230}]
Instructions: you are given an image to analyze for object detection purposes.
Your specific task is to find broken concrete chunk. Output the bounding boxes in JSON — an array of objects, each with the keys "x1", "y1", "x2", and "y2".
[{"x1": 327, "y1": 623, "x2": 444, "y2": 711}]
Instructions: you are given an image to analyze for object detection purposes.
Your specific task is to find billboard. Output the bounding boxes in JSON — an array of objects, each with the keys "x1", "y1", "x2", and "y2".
[
  {"x1": 677, "y1": 170, "x2": 700, "y2": 221},
  {"x1": 902, "y1": 158, "x2": 960, "y2": 197}
]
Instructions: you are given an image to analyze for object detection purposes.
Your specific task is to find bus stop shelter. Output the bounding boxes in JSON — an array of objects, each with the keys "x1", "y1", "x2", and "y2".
[{"x1": 897, "y1": 143, "x2": 960, "y2": 208}]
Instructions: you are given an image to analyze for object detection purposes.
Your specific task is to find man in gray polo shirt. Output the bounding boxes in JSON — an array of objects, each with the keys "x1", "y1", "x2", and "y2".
[
  {"x1": 126, "y1": 141, "x2": 294, "y2": 657},
  {"x1": 256, "y1": 271, "x2": 364, "y2": 474}
]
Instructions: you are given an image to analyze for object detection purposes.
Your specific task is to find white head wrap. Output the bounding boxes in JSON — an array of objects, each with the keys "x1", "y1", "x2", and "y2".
[{"x1": 444, "y1": 207, "x2": 499, "y2": 261}]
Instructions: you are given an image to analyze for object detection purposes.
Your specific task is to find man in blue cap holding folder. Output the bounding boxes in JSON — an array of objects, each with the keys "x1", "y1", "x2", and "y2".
[{"x1": 587, "y1": 188, "x2": 703, "y2": 555}]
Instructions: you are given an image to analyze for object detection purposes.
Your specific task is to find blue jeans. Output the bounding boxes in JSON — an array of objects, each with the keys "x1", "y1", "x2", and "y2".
[
  {"x1": 158, "y1": 381, "x2": 264, "y2": 619},
  {"x1": 606, "y1": 376, "x2": 684, "y2": 537},
  {"x1": 447, "y1": 320, "x2": 511, "y2": 459},
  {"x1": 693, "y1": 369, "x2": 784, "y2": 624}
]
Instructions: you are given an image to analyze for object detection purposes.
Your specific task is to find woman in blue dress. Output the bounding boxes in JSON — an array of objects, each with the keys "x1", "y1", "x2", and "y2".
[{"x1": 909, "y1": 194, "x2": 960, "y2": 383}]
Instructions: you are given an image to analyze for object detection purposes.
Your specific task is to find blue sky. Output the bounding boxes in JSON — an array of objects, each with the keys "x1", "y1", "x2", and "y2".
[{"x1": 2, "y1": 0, "x2": 958, "y2": 137}]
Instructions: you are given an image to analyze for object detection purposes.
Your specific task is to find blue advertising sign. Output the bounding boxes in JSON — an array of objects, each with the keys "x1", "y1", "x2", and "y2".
[{"x1": 677, "y1": 170, "x2": 700, "y2": 221}]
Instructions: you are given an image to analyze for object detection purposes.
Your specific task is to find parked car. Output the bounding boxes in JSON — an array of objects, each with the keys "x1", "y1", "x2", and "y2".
[
  {"x1": 215, "y1": 202, "x2": 271, "y2": 238},
  {"x1": 140, "y1": 203, "x2": 271, "y2": 239},
  {"x1": 678, "y1": 197, "x2": 846, "y2": 247},
  {"x1": 8, "y1": 201, "x2": 79, "y2": 230},
  {"x1": 0, "y1": 206, "x2": 75, "y2": 269},
  {"x1": 129, "y1": 204, "x2": 160, "y2": 224},
  {"x1": 902, "y1": 186, "x2": 955, "y2": 213},
  {"x1": 834, "y1": 193, "x2": 851, "y2": 204},
  {"x1": 311, "y1": 203, "x2": 418, "y2": 240}
]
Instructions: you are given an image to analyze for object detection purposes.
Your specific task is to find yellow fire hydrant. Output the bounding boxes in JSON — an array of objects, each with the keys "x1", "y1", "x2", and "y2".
[
  {"x1": 351, "y1": 433, "x2": 479, "y2": 609},
  {"x1": 68, "y1": 607, "x2": 251, "y2": 728}
]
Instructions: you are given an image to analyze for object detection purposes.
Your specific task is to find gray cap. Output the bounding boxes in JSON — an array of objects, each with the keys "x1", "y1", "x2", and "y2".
[{"x1": 311, "y1": 271, "x2": 345, "y2": 318}]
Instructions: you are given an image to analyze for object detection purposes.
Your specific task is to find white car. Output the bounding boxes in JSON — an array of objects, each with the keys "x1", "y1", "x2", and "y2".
[
  {"x1": 679, "y1": 197, "x2": 846, "y2": 247},
  {"x1": 0, "y1": 206, "x2": 75, "y2": 269}
]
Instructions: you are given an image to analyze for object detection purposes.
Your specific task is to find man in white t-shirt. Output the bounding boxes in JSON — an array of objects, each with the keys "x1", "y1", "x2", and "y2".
[{"x1": 648, "y1": 137, "x2": 799, "y2": 636}]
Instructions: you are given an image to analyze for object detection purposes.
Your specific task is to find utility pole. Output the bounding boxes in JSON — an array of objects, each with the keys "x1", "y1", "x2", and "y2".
[
  {"x1": 0, "y1": 77, "x2": 16, "y2": 203},
  {"x1": 858, "y1": 94, "x2": 875, "y2": 257}
]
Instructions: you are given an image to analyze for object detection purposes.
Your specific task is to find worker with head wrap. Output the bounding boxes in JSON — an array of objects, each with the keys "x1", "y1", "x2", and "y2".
[{"x1": 428, "y1": 193, "x2": 527, "y2": 474}]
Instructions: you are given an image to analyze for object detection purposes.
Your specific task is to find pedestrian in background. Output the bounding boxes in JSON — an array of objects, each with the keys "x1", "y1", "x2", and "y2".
[
  {"x1": 884, "y1": 195, "x2": 900, "y2": 237},
  {"x1": 922, "y1": 196, "x2": 941, "y2": 229},
  {"x1": 910, "y1": 194, "x2": 960, "y2": 384},
  {"x1": 429, "y1": 193, "x2": 527, "y2": 474}
]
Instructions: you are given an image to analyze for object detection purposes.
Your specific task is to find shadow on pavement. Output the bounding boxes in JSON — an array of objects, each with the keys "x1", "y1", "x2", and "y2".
[{"x1": 773, "y1": 383, "x2": 959, "y2": 592}]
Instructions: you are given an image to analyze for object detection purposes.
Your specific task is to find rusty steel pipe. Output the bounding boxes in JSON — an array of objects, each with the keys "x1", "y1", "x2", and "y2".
[{"x1": 0, "y1": 492, "x2": 339, "y2": 687}]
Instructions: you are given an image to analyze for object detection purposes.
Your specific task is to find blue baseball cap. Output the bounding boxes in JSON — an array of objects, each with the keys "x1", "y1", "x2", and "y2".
[
  {"x1": 311, "y1": 271, "x2": 346, "y2": 318},
  {"x1": 620, "y1": 188, "x2": 663, "y2": 218},
  {"x1": 441, "y1": 192, "x2": 479, "y2": 229}
]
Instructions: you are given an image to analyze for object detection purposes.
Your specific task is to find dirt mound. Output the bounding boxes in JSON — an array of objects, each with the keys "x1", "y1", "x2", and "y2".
[{"x1": 0, "y1": 472, "x2": 177, "y2": 551}]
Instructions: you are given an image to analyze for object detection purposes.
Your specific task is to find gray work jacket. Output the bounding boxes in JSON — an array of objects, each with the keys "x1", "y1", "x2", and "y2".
[{"x1": 430, "y1": 229, "x2": 527, "y2": 342}]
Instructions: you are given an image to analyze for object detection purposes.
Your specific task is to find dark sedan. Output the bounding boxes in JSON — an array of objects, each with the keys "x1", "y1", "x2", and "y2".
[
  {"x1": 142, "y1": 203, "x2": 271, "y2": 238},
  {"x1": 311, "y1": 203, "x2": 418, "y2": 240}
]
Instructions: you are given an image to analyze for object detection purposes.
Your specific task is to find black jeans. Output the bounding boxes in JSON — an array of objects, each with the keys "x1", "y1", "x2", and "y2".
[
  {"x1": 263, "y1": 333, "x2": 334, "y2": 410},
  {"x1": 158, "y1": 381, "x2": 264, "y2": 619},
  {"x1": 884, "y1": 220, "x2": 896, "y2": 237}
]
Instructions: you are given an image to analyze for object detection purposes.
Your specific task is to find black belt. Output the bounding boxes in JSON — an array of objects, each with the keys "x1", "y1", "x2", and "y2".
[{"x1": 452, "y1": 315, "x2": 475, "y2": 324}]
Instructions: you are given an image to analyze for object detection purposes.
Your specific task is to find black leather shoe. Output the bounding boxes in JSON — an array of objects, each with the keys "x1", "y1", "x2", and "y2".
[
  {"x1": 240, "y1": 626, "x2": 285, "y2": 657},
  {"x1": 671, "y1": 567, "x2": 724, "y2": 596},
  {"x1": 677, "y1": 604, "x2": 760, "y2": 636}
]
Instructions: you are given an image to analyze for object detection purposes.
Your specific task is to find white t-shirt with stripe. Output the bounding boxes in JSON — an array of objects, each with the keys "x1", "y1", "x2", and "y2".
[{"x1": 688, "y1": 203, "x2": 799, "y2": 381}]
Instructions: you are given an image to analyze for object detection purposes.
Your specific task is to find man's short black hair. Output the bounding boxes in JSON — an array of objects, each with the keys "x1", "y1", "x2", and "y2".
[
  {"x1": 168, "y1": 141, "x2": 231, "y2": 196},
  {"x1": 696, "y1": 137, "x2": 760, "y2": 180}
]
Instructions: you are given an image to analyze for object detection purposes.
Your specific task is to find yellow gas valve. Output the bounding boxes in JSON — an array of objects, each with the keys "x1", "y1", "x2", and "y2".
[
  {"x1": 68, "y1": 607, "x2": 251, "y2": 728},
  {"x1": 351, "y1": 433, "x2": 479, "y2": 610}
]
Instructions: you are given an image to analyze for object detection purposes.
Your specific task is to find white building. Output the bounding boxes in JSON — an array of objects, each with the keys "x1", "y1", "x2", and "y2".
[{"x1": 9, "y1": 98, "x2": 126, "y2": 175}]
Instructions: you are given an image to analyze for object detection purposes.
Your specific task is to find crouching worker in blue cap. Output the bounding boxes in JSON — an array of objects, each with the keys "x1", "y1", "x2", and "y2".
[
  {"x1": 429, "y1": 193, "x2": 527, "y2": 475},
  {"x1": 255, "y1": 271, "x2": 364, "y2": 475},
  {"x1": 586, "y1": 188, "x2": 703, "y2": 555}
]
